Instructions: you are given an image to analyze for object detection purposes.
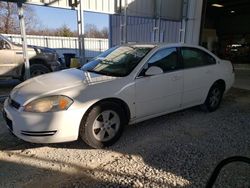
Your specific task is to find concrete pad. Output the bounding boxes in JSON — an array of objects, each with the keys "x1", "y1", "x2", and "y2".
[{"x1": 234, "y1": 69, "x2": 250, "y2": 90}]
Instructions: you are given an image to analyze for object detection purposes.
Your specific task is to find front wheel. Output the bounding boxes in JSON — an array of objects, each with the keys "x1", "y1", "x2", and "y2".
[
  {"x1": 79, "y1": 101, "x2": 125, "y2": 148},
  {"x1": 30, "y1": 63, "x2": 51, "y2": 78},
  {"x1": 203, "y1": 83, "x2": 224, "y2": 112}
]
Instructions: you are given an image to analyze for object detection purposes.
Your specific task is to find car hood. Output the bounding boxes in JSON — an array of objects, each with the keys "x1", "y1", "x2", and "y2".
[{"x1": 10, "y1": 68, "x2": 117, "y2": 105}]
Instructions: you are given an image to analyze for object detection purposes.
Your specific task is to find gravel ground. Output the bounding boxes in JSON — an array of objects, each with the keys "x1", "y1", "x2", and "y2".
[{"x1": 0, "y1": 88, "x2": 250, "y2": 188}]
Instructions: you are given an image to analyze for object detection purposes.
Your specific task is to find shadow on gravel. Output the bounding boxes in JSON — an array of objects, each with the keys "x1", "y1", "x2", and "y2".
[
  {"x1": 0, "y1": 152, "x2": 178, "y2": 188},
  {"x1": 0, "y1": 159, "x2": 105, "y2": 188},
  {"x1": 0, "y1": 133, "x2": 91, "y2": 151}
]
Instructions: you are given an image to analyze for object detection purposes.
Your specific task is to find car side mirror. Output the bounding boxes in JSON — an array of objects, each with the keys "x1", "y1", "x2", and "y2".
[{"x1": 145, "y1": 66, "x2": 163, "y2": 76}]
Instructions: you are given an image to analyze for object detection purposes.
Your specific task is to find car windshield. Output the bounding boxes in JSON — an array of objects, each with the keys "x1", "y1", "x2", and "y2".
[{"x1": 82, "y1": 46, "x2": 152, "y2": 77}]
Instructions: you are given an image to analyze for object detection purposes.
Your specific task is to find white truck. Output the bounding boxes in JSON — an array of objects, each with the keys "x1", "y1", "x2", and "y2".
[{"x1": 0, "y1": 34, "x2": 61, "y2": 80}]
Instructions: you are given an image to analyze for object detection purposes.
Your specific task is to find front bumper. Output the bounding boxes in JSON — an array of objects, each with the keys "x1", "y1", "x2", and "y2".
[{"x1": 3, "y1": 98, "x2": 84, "y2": 143}]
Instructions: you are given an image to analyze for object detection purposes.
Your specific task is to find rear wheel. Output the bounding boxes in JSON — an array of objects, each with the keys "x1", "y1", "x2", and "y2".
[
  {"x1": 79, "y1": 101, "x2": 125, "y2": 148},
  {"x1": 203, "y1": 83, "x2": 224, "y2": 112}
]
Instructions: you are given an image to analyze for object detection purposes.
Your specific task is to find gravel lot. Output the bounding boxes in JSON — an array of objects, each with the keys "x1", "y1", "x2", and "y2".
[{"x1": 0, "y1": 87, "x2": 250, "y2": 188}]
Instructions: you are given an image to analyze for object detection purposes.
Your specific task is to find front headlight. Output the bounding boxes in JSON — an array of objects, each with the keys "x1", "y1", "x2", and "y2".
[{"x1": 24, "y1": 96, "x2": 73, "y2": 113}]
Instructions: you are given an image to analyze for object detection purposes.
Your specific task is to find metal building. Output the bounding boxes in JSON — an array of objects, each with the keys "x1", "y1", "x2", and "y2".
[
  {"x1": 1, "y1": 0, "x2": 204, "y2": 79},
  {"x1": 109, "y1": 15, "x2": 182, "y2": 46},
  {"x1": 110, "y1": 0, "x2": 203, "y2": 46}
]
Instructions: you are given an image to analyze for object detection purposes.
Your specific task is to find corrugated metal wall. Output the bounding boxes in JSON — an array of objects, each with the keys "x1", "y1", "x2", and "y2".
[
  {"x1": 22, "y1": 0, "x2": 117, "y2": 14},
  {"x1": 82, "y1": 0, "x2": 116, "y2": 14},
  {"x1": 110, "y1": 15, "x2": 182, "y2": 46},
  {"x1": 184, "y1": 0, "x2": 204, "y2": 45},
  {"x1": 117, "y1": 0, "x2": 155, "y2": 17},
  {"x1": 116, "y1": 0, "x2": 183, "y2": 21}
]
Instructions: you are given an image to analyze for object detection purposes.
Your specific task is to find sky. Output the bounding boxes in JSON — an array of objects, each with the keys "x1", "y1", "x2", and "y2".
[{"x1": 31, "y1": 5, "x2": 109, "y2": 31}]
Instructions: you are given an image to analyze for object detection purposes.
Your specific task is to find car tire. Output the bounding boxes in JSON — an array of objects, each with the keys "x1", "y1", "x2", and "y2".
[
  {"x1": 202, "y1": 83, "x2": 224, "y2": 112},
  {"x1": 30, "y1": 63, "x2": 51, "y2": 78},
  {"x1": 79, "y1": 101, "x2": 125, "y2": 149}
]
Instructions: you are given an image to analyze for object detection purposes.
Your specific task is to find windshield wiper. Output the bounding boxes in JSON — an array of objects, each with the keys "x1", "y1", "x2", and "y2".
[
  {"x1": 86, "y1": 69, "x2": 123, "y2": 77},
  {"x1": 86, "y1": 69, "x2": 100, "y2": 74},
  {"x1": 86, "y1": 69, "x2": 110, "y2": 76}
]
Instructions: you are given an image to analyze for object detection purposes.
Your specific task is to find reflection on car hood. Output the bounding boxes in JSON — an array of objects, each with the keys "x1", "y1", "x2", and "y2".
[{"x1": 10, "y1": 68, "x2": 117, "y2": 105}]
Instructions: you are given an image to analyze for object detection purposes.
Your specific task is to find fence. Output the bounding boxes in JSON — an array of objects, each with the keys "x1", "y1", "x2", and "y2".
[{"x1": 2, "y1": 34, "x2": 109, "y2": 59}]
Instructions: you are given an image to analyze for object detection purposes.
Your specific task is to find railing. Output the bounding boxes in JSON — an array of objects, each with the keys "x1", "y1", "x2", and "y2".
[{"x1": 2, "y1": 34, "x2": 109, "y2": 59}]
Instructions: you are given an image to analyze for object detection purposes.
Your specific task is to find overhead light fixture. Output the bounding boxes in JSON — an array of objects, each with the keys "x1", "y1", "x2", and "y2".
[
  {"x1": 212, "y1": 3, "x2": 224, "y2": 8},
  {"x1": 230, "y1": 10, "x2": 235, "y2": 13}
]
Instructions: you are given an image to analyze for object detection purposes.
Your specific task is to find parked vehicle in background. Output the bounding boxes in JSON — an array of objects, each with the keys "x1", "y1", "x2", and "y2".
[
  {"x1": 3, "y1": 43, "x2": 235, "y2": 148},
  {"x1": 0, "y1": 34, "x2": 61, "y2": 80},
  {"x1": 224, "y1": 43, "x2": 250, "y2": 63}
]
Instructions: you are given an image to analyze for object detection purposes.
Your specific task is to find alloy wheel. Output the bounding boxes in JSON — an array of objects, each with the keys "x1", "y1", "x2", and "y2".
[
  {"x1": 209, "y1": 87, "x2": 221, "y2": 108},
  {"x1": 92, "y1": 110, "x2": 120, "y2": 142}
]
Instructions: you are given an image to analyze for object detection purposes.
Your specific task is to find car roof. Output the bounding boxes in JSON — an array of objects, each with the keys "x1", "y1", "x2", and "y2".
[
  {"x1": 122, "y1": 42, "x2": 218, "y2": 59},
  {"x1": 124, "y1": 42, "x2": 206, "y2": 49}
]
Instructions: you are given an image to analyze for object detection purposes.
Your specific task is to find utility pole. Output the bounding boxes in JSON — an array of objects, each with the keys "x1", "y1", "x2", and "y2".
[{"x1": 17, "y1": 2, "x2": 30, "y2": 79}]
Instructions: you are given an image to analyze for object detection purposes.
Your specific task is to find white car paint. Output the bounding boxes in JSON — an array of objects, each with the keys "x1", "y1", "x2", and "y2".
[
  {"x1": 3, "y1": 43, "x2": 235, "y2": 144},
  {"x1": 135, "y1": 69, "x2": 183, "y2": 119}
]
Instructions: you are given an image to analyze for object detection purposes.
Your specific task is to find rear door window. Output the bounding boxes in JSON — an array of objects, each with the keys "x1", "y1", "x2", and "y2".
[{"x1": 181, "y1": 47, "x2": 216, "y2": 69}]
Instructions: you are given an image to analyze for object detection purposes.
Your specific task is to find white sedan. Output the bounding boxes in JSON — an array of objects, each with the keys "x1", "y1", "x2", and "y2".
[{"x1": 3, "y1": 43, "x2": 235, "y2": 148}]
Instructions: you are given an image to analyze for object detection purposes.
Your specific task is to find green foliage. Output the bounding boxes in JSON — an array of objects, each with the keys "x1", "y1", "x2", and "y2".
[{"x1": 55, "y1": 25, "x2": 75, "y2": 37}]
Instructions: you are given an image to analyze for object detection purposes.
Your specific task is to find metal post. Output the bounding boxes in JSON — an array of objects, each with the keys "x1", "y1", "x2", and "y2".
[
  {"x1": 77, "y1": 9, "x2": 82, "y2": 61},
  {"x1": 157, "y1": 17, "x2": 161, "y2": 42},
  {"x1": 120, "y1": 0, "x2": 128, "y2": 44},
  {"x1": 180, "y1": 0, "x2": 189, "y2": 43},
  {"x1": 120, "y1": 16, "x2": 123, "y2": 44},
  {"x1": 180, "y1": 19, "x2": 187, "y2": 43},
  {"x1": 77, "y1": 0, "x2": 85, "y2": 65},
  {"x1": 17, "y1": 2, "x2": 30, "y2": 79},
  {"x1": 119, "y1": 0, "x2": 123, "y2": 44},
  {"x1": 157, "y1": 0, "x2": 162, "y2": 42},
  {"x1": 99, "y1": 40, "x2": 101, "y2": 52},
  {"x1": 124, "y1": 0, "x2": 128, "y2": 43},
  {"x1": 153, "y1": 19, "x2": 157, "y2": 42}
]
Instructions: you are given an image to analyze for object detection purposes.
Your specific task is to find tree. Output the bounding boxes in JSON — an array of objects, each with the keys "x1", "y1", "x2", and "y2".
[
  {"x1": 100, "y1": 27, "x2": 109, "y2": 38},
  {"x1": 85, "y1": 24, "x2": 100, "y2": 38},
  {"x1": 55, "y1": 25, "x2": 75, "y2": 37},
  {"x1": 85, "y1": 24, "x2": 109, "y2": 38},
  {"x1": 0, "y1": 2, "x2": 37, "y2": 34}
]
